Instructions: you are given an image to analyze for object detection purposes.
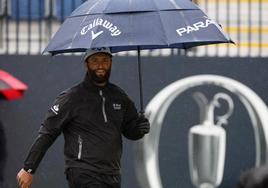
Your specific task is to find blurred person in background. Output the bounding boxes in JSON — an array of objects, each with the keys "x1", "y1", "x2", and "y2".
[
  {"x1": 235, "y1": 165, "x2": 268, "y2": 188},
  {"x1": 16, "y1": 48, "x2": 150, "y2": 188},
  {"x1": 0, "y1": 120, "x2": 7, "y2": 187}
]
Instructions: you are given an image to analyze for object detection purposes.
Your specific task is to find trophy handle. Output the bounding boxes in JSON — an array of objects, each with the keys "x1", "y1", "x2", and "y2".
[
  {"x1": 193, "y1": 92, "x2": 234, "y2": 127},
  {"x1": 212, "y1": 93, "x2": 234, "y2": 126}
]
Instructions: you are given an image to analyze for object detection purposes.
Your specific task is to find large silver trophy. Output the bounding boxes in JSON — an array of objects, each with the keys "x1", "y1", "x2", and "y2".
[
  {"x1": 189, "y1": 93, "x2": 234, "y2": 188},
  {"x1": 134, "y1": 75, "x2": 268, "y2": 188}
]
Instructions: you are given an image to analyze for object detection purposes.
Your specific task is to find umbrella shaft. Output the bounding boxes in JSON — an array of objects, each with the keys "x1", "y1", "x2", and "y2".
[{"x1": 137, "y1": 47, "x2": 144, "y2": 114}]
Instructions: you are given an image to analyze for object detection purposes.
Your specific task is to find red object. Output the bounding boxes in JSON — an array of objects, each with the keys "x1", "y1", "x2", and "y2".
[{"x1": 0, "y1": 69, "x2": 28, "y2": 100}]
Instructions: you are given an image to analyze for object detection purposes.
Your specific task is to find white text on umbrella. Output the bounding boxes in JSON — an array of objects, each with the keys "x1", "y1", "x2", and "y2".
[
  {"x1": 176, "y1": 19, "x2": 216, "y2": 36},
  {"x1": 81, "y1": 18, "x2": 121, "y2": 39}
]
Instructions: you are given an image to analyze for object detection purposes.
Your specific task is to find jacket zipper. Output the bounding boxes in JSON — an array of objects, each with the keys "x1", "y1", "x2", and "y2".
[
  {"x1": 78, "y1": 135, "x2": 83, "y2": 160},
  {"x1": 99, "y1": 90, "x2": 108, "y2": 123}
]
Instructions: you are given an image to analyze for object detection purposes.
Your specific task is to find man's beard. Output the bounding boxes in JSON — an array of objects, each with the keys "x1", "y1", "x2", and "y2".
[{"x1": 88, "y1": 68, "x2": 111, "y2": 84}]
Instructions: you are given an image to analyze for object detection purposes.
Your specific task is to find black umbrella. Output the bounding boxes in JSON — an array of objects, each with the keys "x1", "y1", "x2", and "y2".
[{"x1": 43, "y1": 0, "x2": 233, "y2": 113}]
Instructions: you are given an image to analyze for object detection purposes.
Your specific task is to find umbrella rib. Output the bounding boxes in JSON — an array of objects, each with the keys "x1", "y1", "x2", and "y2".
[
  {"x1": 179, "y1": 10, "x2": 199, "y2": 47},
  {"x1": 102, "y1": 0, "x2": 113, "y2": 16},
  {"x1": 68, "y1": 15, "x2": 91, "y2": 49},
  {"x1": 169, "y1": 0, "x2": 182, "y2": 9},
  {"x1": 85, "y1": 0, "x2": 102, "y2": 15},
  {"x1": 68, "y1": 0, "x2": 103, "y2": 49},
  {"x1": 157, "y1": 11, "x2": 170, "y2": 46}
]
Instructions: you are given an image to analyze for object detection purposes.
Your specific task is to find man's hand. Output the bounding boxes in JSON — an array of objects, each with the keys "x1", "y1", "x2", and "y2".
[
  {"x1": 137, "y1": 113, "x2": 150, "y2": 135},
  {"x1": 17, "y1": 168, "x2": 33, "y2": 188}
]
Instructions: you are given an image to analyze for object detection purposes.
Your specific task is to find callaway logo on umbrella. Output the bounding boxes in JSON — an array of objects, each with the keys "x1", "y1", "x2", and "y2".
[{"x1": 0, "y1": 69, "x2": 28, "y2": 100}]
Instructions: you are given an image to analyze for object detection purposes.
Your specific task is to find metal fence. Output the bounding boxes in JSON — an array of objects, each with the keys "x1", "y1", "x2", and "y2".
[
  {"x1": 0, "y1": 0, "x2": 267, "y2": 57},
  {"x1": 192, "y1": 0, "x2": 268, "y2": 57}
]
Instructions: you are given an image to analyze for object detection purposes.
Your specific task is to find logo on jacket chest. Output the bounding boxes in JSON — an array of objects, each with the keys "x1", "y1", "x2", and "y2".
[
  {"x1": 51, "y1": 104, "x2": 59, "y2": 115},
  {"x1": 113, "y1": 103, "x2": 121, "y2": 110}
]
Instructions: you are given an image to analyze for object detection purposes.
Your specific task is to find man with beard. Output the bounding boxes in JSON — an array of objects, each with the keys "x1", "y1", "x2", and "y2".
[{"x1": 16, "y1": 48, "x2": 150, "y2": 188}]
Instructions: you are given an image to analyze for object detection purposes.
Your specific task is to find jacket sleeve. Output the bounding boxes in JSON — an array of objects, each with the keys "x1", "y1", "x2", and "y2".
[
  {"x1": 23, "y1": 91, "x2": 73, "y2": 173},
  {"x1": 121, "y1": 98, "x2": 144, "y2": 140}
]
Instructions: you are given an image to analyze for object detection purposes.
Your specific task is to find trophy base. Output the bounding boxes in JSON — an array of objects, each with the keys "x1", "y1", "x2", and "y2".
[{"x1": 199, "y1": 183, "x2": 215, "y2": 188}]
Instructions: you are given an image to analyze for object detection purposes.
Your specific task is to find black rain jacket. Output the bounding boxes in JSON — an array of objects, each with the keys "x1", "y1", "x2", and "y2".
[{"x1": 24, "y1": 74, "x2": 144, "y2": 175}]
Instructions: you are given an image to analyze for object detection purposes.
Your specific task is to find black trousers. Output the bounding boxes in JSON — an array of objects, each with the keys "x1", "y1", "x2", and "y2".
[{"x1": 66, "y1": 168, "x2": 121, "y2": 188}]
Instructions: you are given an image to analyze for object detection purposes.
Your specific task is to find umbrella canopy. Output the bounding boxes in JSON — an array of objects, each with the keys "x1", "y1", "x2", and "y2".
[
  {"x1": 0, "y1": 70, "x2": 28, "y2": 100},
  {"x1": 43, "y1": 0, "x2": 233, "y2": 112},
  {"x1": 43, "y1": 0, "x2": 233, "y2": 55}
]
